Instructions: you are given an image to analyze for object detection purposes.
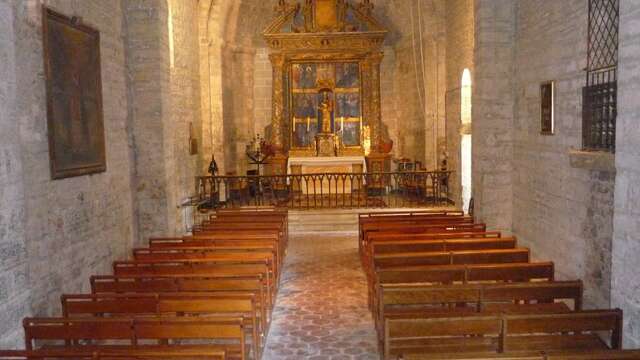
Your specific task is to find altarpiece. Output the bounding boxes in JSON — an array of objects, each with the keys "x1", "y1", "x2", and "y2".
[{"x1": 263, "y1": 0, "x2": 388, "y2": 176}]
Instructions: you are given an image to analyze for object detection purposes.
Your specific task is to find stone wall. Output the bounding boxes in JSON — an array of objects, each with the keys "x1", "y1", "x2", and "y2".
[
  {"x1": 612, "y1": 0, "x2": 640, "y2": 348},
  {"x1": 0, "y1": 0, "x2": 28, "y2": 348},
  {"x1": 445, "y1": 0, "x2": 474, "y2": 205},
  {"x1": 511, "y1": 0, "x2": 614, "y2": 309},
  {"x1": 472, "y1": 0, "x2": 515, "y2": 232},
  {"x1": 0, "y1": 0, "x2": 136, "y2": 347}
]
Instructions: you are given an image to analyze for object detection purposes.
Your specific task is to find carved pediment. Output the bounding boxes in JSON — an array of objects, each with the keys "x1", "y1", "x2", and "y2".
[{"x1": 264, "y1": 0, "x2": 387, "y2": 52}]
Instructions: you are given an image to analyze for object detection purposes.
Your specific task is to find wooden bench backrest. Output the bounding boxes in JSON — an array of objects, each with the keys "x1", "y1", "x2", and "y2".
[
  {"x1": 402, "y1": 349, "x2": 640, "y2": 360},
  {"x1": 368, "y1": 231, "x2": 502, "y2": 242},
  {"x1": 24, "y1": 317, "x2": 244, "y2": 348},
  {"x1": 385, "y1": 310, "x2": 622, "y2": 358},
  {"x1": 0, "y1": 350, "x2": 226, "y2": 359},
  {"x1": 375, "y1": 262, "x2": 555, "y2": 285},
  {"x1": 113, "y1": 262, "x2": 269, "y2": 277},
  {"x1": 374, "y1": 248, "x2": 530, "y2": 268},
  {"x1": 62, "y1": 293, "x2": 255, "y2": 317},
  {"x1": 372, "y1": 238, "x2": 517, "y2": 255},
  {"x1": 149, "y1": 238, "x2": 277, "y2": 248},
  {"x1": 381, "y1": 281, "x2": 583, "y2": 309},
  {"x1": 132, "y1": 250, "x2": 274, "y2": 263},
  {"x1": 90, "y1": 275, "x2": 263, "y2": 293}
]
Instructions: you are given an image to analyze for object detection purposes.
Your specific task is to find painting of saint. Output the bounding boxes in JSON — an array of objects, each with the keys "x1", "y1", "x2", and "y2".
[
  {"x1": 336, "y1": 93, "x2": 360, "y2": 118},
  {"x1": 292, "y1": 63, "x2": 317, "y2": 89},
  {"x1": 340, "y1": 122, "x2": 360, "y2": 146},
  {"x1": 317, "y1": 63, "x2": 335, "y2": 84},
  {"x1": 294, "y1": 121, "x2": 318, "y2": 147},
  {"x1": 336, "y1": 63, "x2": 359, "y2": 88},
  {"x1": 293, "y1": 93, "x2": 318, "y2": 118}
]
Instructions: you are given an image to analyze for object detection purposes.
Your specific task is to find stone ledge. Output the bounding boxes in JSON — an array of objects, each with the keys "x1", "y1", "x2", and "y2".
[{"x1": 568, "y1": 149, "x2": 616, "y2": 173}]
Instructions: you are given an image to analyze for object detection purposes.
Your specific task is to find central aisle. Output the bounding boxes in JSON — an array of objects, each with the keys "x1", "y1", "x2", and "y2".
[{"x1": 262, "y1": 233, "x2": 379, "y2": 360}]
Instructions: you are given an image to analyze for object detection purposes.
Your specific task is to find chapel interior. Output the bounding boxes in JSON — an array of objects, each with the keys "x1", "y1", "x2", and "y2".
[{"x1": 0, "y1": 0, "x2": 640, "y2": 359}]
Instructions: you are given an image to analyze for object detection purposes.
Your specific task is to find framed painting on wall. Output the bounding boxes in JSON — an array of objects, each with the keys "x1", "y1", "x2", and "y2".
[
  {"x1": 43, "y1": 7, "x2": 106, "y2": 179},
  {"x1": 540, "y1": 81, "x2": 555, "y2": 135}
]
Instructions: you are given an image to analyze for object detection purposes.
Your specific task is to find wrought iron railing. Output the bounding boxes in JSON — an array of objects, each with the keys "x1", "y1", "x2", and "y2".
[{"x1": 193, "y1": 171, "x2": 452, "y2": 210}]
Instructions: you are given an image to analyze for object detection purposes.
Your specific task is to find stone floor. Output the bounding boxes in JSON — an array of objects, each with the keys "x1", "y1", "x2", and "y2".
[{"x1": 262, "y1": 232, "x2": 379, "y2": 360}]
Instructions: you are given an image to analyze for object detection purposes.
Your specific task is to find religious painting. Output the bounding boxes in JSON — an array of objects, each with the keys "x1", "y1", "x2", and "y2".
[
  {"x1": 336, "y1": 63, "x2": 359, "y2": 88},
  {"x1": 292, "y1": 63, "x2": 317, "y2": 89},
  {"x1": 43, "y1": 7, "x2": 106, "y2": 179},
  {"x1": 540, "y1": 81, "x2": 555, "y2": 135},
  {"x1": 336, "y1": 93, "x2": 360, "y2": 118},
  {"x1": 293, "y1": 93, "x2": 318, "y2": 118},
  {"x1": 340, "y1": 122, "x2": 360, "y2": 146},
  {"x1": 294, "y1": 121, "x2": 318, "y2": 147},
  {"x1": 316, "y1": 63, "x2": 335, "y2": 86}
]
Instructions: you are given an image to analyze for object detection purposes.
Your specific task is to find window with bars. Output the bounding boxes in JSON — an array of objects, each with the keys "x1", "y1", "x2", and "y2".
[{"x1": 582, "y1": 0, "x2": 619, "y2": 152}]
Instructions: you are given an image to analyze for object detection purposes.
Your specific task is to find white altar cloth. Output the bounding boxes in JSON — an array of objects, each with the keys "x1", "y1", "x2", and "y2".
[
  {"x1": 286, "y1": 156, "x2": 367, "y2": 174},
  {"x1": 286, "y1": 156, "x2": 367, "y2": 194}
]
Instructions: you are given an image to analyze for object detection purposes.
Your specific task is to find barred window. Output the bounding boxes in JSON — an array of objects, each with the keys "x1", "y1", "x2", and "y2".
[{"x1": 582, "y1": 0, "x2": 619, "y2": 152}]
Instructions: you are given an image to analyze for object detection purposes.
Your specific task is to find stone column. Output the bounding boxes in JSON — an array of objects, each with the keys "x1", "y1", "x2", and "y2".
[
  {"x1": 269, "y1": 53, "x2": 286, "y2": 150},
  {"x1": 268, "y1": 53, "x2": 288, "y2": 175},
  {"x1": 369, "y1": 52, "x2": 384, "y2": 153}
]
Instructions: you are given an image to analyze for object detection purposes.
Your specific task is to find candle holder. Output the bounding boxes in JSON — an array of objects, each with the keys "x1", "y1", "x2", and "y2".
[{"x1": 245, "y1": 134, "x2": 275, "y2": 176}]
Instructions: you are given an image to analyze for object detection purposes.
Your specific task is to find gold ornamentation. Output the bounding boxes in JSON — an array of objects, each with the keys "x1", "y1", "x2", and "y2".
[{"x1": 264, "y1": 0, "x2": 387, "y2": 158}]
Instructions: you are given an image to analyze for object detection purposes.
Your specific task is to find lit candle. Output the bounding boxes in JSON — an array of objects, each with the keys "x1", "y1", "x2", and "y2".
[
  {"x1": 307, "y1": 117, "x2": 310, "y2": 131},
  {"x1": 341, "y1": 117, "x2": 344, "y2": 134}
]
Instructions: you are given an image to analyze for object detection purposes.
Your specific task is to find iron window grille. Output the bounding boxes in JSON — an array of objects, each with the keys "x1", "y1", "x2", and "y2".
[{"x1": 582, "y1": 0, "x2": 619, "y2": 152}]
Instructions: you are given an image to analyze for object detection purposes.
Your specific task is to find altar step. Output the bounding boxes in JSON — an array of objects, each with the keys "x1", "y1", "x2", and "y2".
[
  {"x1": 288, "y1": 209, "x2": 359, "y2": 235},
  {"x1": 287, "y1": 206, "x2": 458, "y2": 235}
]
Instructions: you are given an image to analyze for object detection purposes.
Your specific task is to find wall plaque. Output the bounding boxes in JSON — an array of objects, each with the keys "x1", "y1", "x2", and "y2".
[
  {"x1": 540, "y1": 81, "x2": 555, "y2": 135},
  {"x1": 43, "y1": 7, "x2": 106, "y2": 179}
]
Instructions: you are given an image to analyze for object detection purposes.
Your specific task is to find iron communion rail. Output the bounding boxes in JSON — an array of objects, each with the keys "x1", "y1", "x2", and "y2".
[{"x1": 194, "y1": 171, "x2": 453, "y2": 210}]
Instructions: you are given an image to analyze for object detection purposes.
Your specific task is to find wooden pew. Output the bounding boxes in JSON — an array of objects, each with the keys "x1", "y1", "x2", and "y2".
[
  {"x1": 131, "y1": 249, "x2": 279, "y2": 284},
  {"x1": 375, "y1": 280, "x2": 584, "y2": 343},
  {"x1": 368, "y1": 248, "x2": 531, "y2": 290},
  {"x1": 362, "y1": 237, "x2": 518, "y2": 279},
  {"x1": 23, "y1": 317, "x2": 246, "y2": 360},
  {"x1": 0, "y1": 349, "x2": 226, "y2": 359},
  {"x1": 151, "y1": 232, "x2": 285, "y2": 266},
  {"x1": 370, "y1": 262, "x2": 556, "y2": 312},
  {"x1": 361, "y1": 223, "x2": 488, "y2": 257},
  {"x1": 362, "y1": 230, "x2": 503, "y2": 266},
  {"x1": 401, "y1": 349, "x2": 640, "y2": 360},
  {"x1": 359, "y1": 214, "x2": 473, "y2": 242},
  {"x1": 384, "y1": 309, "x2": 623, "y2": 359},
  {"x1": 149, "y1": 239, "x2": 283, "y2": 271},
  {"x1": 111, "y1": 262, "x2": 274, "y2": 309},
  {"x1": 90, "y1": 275, "x2": 269, "y2": 329},
  {"x1": 61, "y1": 293, "x2": 261, "y2": 359}
]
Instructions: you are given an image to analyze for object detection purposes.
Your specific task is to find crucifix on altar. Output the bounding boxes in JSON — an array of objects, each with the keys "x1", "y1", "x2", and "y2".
[{"x1": 263, "y1": 0, "x2": 389, "y2": 184}]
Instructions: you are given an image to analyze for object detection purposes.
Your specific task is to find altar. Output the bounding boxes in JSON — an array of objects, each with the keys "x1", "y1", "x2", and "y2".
[
  {"x1": 263, "y1": 0, "x2": 391, "y2": 179},
  {"x1": 287, "y1": 156, "x2": 367, "y2": 194}
]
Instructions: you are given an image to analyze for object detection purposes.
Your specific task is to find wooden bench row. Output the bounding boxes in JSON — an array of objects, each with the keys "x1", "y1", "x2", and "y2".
[
  {"x1": 358, "y1": 210, "x2": 635, "y2": 360},
  {"x1": 0, "y1": 208, "x2": 288, "y2": 360}
]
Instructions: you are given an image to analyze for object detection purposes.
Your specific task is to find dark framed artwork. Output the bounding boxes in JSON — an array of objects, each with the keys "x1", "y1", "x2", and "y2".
[
  {"x1": 43, "y1": 7, "x2": 106, "y2": 179},
  {"x1": 540, "y1": 81, "x2": 555, "y2": 135}
]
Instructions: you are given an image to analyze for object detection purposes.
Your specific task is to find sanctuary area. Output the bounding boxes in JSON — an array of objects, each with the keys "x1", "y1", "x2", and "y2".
[{"x1": 0, "y1": 0, "x2": 640, "y2": 359}]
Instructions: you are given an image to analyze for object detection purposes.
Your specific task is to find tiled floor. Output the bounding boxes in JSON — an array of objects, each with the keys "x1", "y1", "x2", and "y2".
[{"x1": 262, "y1": 233, "x2": 379, "y2": 360}]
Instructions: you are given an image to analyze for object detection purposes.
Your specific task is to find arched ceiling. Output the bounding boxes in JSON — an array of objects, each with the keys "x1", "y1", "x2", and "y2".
[{"x1": 199, "y1": 0, "x2": 442, "y2": 49}]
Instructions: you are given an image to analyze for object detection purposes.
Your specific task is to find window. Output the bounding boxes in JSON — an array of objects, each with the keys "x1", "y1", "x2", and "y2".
[
  {"x1": 461, "y1": 69, "x2": 472, "y2": 214},
  {"x1": 582, "y1": 0, "x2": 619, "y2": 152}
]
